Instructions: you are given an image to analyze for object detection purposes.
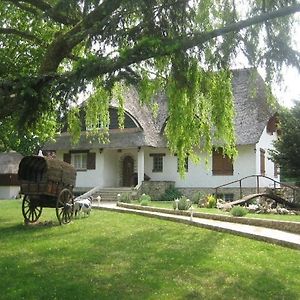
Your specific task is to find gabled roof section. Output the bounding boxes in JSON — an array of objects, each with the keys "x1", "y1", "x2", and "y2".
[
  {"x1": 232, "y1": 68, "x2": 275, "y2": 145},
  {"x1": 0, "y1": 152, "x2": 23, "y2": 174}
]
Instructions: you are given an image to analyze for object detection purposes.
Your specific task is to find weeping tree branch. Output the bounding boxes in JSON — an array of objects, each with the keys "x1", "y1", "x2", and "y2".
[
  {"x1": 70, "y1": 3, "x2": 300, "y2": 79},
  {"x1": 0, "y1": 27, "x2": 44, "y2": 44},
  {"x1": 5, "y1": 0, "x2": 79, "y2": 25},
  {"x1": 1, "y1": 3, "x2": 300, "y2": 121}
]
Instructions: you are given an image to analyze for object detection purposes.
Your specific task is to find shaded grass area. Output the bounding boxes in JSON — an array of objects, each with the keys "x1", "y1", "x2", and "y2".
[
  {"x1": 0, "y1": 200, "x2": 300, "y2": 300},
  {"x1": 144, "y1": 201, "x2": 300, "y2": 222}
]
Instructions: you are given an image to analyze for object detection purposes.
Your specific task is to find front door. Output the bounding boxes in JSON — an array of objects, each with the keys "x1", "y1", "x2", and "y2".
[{"x1": 122, "y1": 156, "x2": 134, "y2": 186}]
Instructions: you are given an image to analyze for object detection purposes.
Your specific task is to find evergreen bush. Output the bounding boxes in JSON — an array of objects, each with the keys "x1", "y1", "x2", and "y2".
[
  {"x1": 230, "y1": 206, "x2": 248, "y2": 217},
  {"x1": 161, "y1": 185, "x2": 183, "y2": 201}
]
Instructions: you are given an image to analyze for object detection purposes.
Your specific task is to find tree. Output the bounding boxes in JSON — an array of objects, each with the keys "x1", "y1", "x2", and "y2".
[
  {"x1": 269, "y1": 102, "x2": 300, "y2": 183},
  {"x1": 1, "y1": 1, "x2": 300, "y2": 168}
]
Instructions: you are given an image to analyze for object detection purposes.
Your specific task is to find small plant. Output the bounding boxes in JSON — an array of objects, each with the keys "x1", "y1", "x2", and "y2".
[
  {"x1": 161, "y1": 185, "x2": 183, "y2": 201},
  {"x1": 139, "y1": 193, "x2": 151, "y2": 202},
  {"x1": 173, "y1": 196, "x2": 192, "y2": 211},
  {"x1": 230, "y1": 206, "x2": 248, "y2": 217},
  {"x1": 206, "y1": 194, "x2": 217, "y2": 208},
  {"x1": 119, "y1": 192, "x2": 132, "y2": 203},
  {"x1": 140, "y1": 199, "x2": 149, "y2": 206},
  {"x1": 192, "y1": 191, "x2": 204, "y2": 205}
]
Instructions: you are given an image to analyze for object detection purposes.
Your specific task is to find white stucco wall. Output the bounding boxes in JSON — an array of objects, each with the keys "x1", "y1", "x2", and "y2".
[
  {"x1": 56, "y1": 126, "x2": 278, "y2": 190},
  {"x1": 102, "y1": 150, "x2": 119, "y2": 187},
  {"x1": 56, "y1": 150, "x2": 102, "y2": 189},
  {"x1": 255, "y1": 127, "x2": 279, "y2": 187},
  {"x1": 144, "y1": 145, "x2": 257, "y2": 188},
  {"x1": 0, "y1": 186, "x2": 20, "y2": 199}
]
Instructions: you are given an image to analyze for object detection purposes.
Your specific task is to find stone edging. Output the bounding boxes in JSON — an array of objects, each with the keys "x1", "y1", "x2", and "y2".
[{"x1": 117, "y1": 202, "x2": 300, "y2": 234}]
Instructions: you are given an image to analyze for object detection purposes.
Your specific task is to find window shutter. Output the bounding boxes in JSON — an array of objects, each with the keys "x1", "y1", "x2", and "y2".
[
  {"x1": 212, "y1": 149, "x2": 233, "y2": 175},
  {"x1": 63, "y1": 153, "x2": 71, "y2": 164},
  {"x1": 87, "y1": 152, "x2": 96, "y2": 170},
  {"x1": 260, "y1": 149, "x2": 265, "y2": 175}
]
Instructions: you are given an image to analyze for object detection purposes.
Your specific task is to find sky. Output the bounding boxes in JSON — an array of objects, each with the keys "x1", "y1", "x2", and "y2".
[
  {"x1": 274, "y1": 65, "x2": 300, "y2": 108},
  {"x1": 260, "y1": 13, "x2": 300, "y2": 108}
]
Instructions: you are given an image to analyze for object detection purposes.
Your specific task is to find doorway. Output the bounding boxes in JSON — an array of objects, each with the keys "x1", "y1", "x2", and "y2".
[{"x1": 122, "y1": 156, "x2": 134, "y2": 186}]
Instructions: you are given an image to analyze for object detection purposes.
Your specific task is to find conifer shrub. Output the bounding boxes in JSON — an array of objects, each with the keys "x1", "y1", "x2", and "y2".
[{"x1": 230, "y1": 206, "x2": 248, "y2": 217}]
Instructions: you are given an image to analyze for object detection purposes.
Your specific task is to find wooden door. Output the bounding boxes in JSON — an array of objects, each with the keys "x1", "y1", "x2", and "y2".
[{"x1": 122, "y1": 156, "x2": 134, "y2": 186}]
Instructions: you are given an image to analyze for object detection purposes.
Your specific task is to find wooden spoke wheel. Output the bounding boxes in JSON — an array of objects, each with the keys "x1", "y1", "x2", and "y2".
[
  {"x1": 56, "y1": 189, "x2": 74, "y2": 225},
  {"x1": 22, "y1": 195, "x2": 43, "y2": 223}
]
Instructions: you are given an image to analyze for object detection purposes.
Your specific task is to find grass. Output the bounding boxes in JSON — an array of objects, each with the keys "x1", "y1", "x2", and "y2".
[
  {"x1": 141, "y1": 201, "x2": 300, "y2": 222},
  {"x1": 1, "y1": 199, "x2": 300, "y2": 300}
]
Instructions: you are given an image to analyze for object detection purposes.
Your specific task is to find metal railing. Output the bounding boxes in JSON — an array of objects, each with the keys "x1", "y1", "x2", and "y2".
[{"x1": 215, "y1": 175, "x2": 299, "y2": 202}]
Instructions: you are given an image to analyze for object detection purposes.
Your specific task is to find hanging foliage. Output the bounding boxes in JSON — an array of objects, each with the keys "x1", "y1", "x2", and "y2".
[{"x1": 1, "y1": 0, "x2": 300, "y2": 160}]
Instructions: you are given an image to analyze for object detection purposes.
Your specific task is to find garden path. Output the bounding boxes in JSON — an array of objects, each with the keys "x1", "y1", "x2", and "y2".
[{"x1": 92, "y1": 201, "x2": 300, "y2": 250}]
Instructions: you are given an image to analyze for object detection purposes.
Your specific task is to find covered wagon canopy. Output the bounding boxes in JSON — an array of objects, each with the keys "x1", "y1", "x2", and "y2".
[{"x1": 18, "y1": 156, "x2": 76, "y2": 188}]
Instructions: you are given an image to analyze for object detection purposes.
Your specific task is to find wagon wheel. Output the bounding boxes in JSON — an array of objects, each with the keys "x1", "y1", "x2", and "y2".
[
  {"x1": 22, "y1": 195, "x2": 43, "y2": 223},
  {"x1": 56, "y1": 189, "x2": 74, "y2": 225}
]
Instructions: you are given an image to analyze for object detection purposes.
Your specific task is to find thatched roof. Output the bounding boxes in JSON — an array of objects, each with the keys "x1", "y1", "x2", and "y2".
[
  {"x1": 44, "y1": 68, "x2": 274, "y2": 151},
  {"x1": 0, "y1": 152, "x2": 23, "y2": 174},
  {"x1": 232, "y1": 69, "x2": 274, "y2": 144}
]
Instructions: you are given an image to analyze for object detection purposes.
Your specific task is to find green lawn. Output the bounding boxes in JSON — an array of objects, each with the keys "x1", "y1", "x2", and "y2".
[
  {"x1": 1, "y1": 200, "x2": 300, "y2": 300},
  {"x1": 142, "y1": 201, "x2": 300, "y2": 222}
]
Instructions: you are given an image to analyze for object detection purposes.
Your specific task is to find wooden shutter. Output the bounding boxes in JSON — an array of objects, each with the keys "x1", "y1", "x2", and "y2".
[
  {"x1": 87, "y1": 152, "x2": 96, "y2": 170},
  {"x1": 212, "y1": 149, "x2": 233, "y2": 175},
  {"x1": 63, "y1": 153, "x2": 71, "y2": 164},
  {"x1": 260, "y1": 149, "x2": 265, "y2": 175}
]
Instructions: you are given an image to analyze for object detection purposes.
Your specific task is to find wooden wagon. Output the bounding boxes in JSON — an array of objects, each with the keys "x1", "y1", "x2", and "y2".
[{"x1": 18, "y1": 156, "x2": 76, "y2": 225}]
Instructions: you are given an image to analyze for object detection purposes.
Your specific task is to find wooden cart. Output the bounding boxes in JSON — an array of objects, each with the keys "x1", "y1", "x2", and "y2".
[{"x1": 18, "y1": 156, "x2": 76, "y2": 225}]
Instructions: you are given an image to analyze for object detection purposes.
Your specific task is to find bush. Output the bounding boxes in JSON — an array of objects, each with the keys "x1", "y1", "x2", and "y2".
[
  {"x1": 192, "y1": 191, "x2": 204, "y2": 205},
  {"x1": 173, "y1": 196, "x2": 192, "y2": 211},
  {"x1": 139, "y1": 194, "x2": 151, "y2": 202},
  {"x1": 207, "y1": 194, "x2": 217, "y2": 208},
  {"x1": 118, "y1": 192, "x2": 132, "y2": 203},
  {"x1": 140, "y1": 199, "x2": 150, "y2": 206},
  {"x1": 161, "y1": 185, "x2": 183, "y2": 201},
  {"x1": 230, "y1": 206, "x2": 248, "y2": 217}
]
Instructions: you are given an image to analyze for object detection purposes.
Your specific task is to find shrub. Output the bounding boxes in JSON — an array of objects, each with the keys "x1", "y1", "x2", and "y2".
[
  {"x1": 230, "y1": 206, "x2": 248, "y2": 217},
  {"x1": 161, "y1": 185, "x2": 183, "y2": 201},
  {"x1": 140, "y1": 199, "x2": 149, "y2": 206},
  {"x1": 173, "y1": 196, "x2": 192, "y2": 211},
  {"x1": 206, "y1": 194, "x2": 217, "y2": 208},
  {"x1": 192, "y1": 191, "x2": 204, "y2": 205},
  {"x1": 119, "y1": 192, "x2": 132, "y2": 203},
  {"x1": 139, "y1": 194, "x2": 151, "y2": 202}
]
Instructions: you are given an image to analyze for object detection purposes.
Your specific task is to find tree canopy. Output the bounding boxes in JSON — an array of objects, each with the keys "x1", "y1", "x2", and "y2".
[
  {"x1": 1, "y1": 1, "x2": 300, "y2": 166},
  {"x1": 270, "y1": 102, "x2": 300, "y2": 183}
]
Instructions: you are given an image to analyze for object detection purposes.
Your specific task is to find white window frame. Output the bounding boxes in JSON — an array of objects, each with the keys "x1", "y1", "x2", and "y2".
[{"x1": 71, "y1": 153, "x2": 87, "y2": 170}]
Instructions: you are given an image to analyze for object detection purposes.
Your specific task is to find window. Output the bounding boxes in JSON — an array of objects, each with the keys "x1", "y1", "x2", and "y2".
[
  {"x1": 216, "y1": 193, "x2": 234, "y2": 202},
  {"x1": 71, "y1": 153, "x2": 87, "y2": 170},
  {"x1": 64, "y1": 152, "x2": 96, "y2": 170},
  {"x1": 177, "y1": 157, "x2": 188, "y2": 173},
  {"x1": 260, "y1": 149, "x2": 265, "y2": 175},
  {"x1": 150, "y1": 153, "x2": 165, "y2": 172},
  {"x1": 212, "y1": 148, "x2": 233, "y2": 175}
]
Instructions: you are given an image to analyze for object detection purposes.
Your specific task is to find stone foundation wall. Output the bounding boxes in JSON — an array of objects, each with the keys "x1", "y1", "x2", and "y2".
[
  {"x1": 140, "y1": 181, "x2": 175, "y2": 200},
  {"x1": 178, "y1": 187, "x2": 261, "y2": 201},
  {"x1": 140, "y1": 181, "x2": 273, "y2": 201}
]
